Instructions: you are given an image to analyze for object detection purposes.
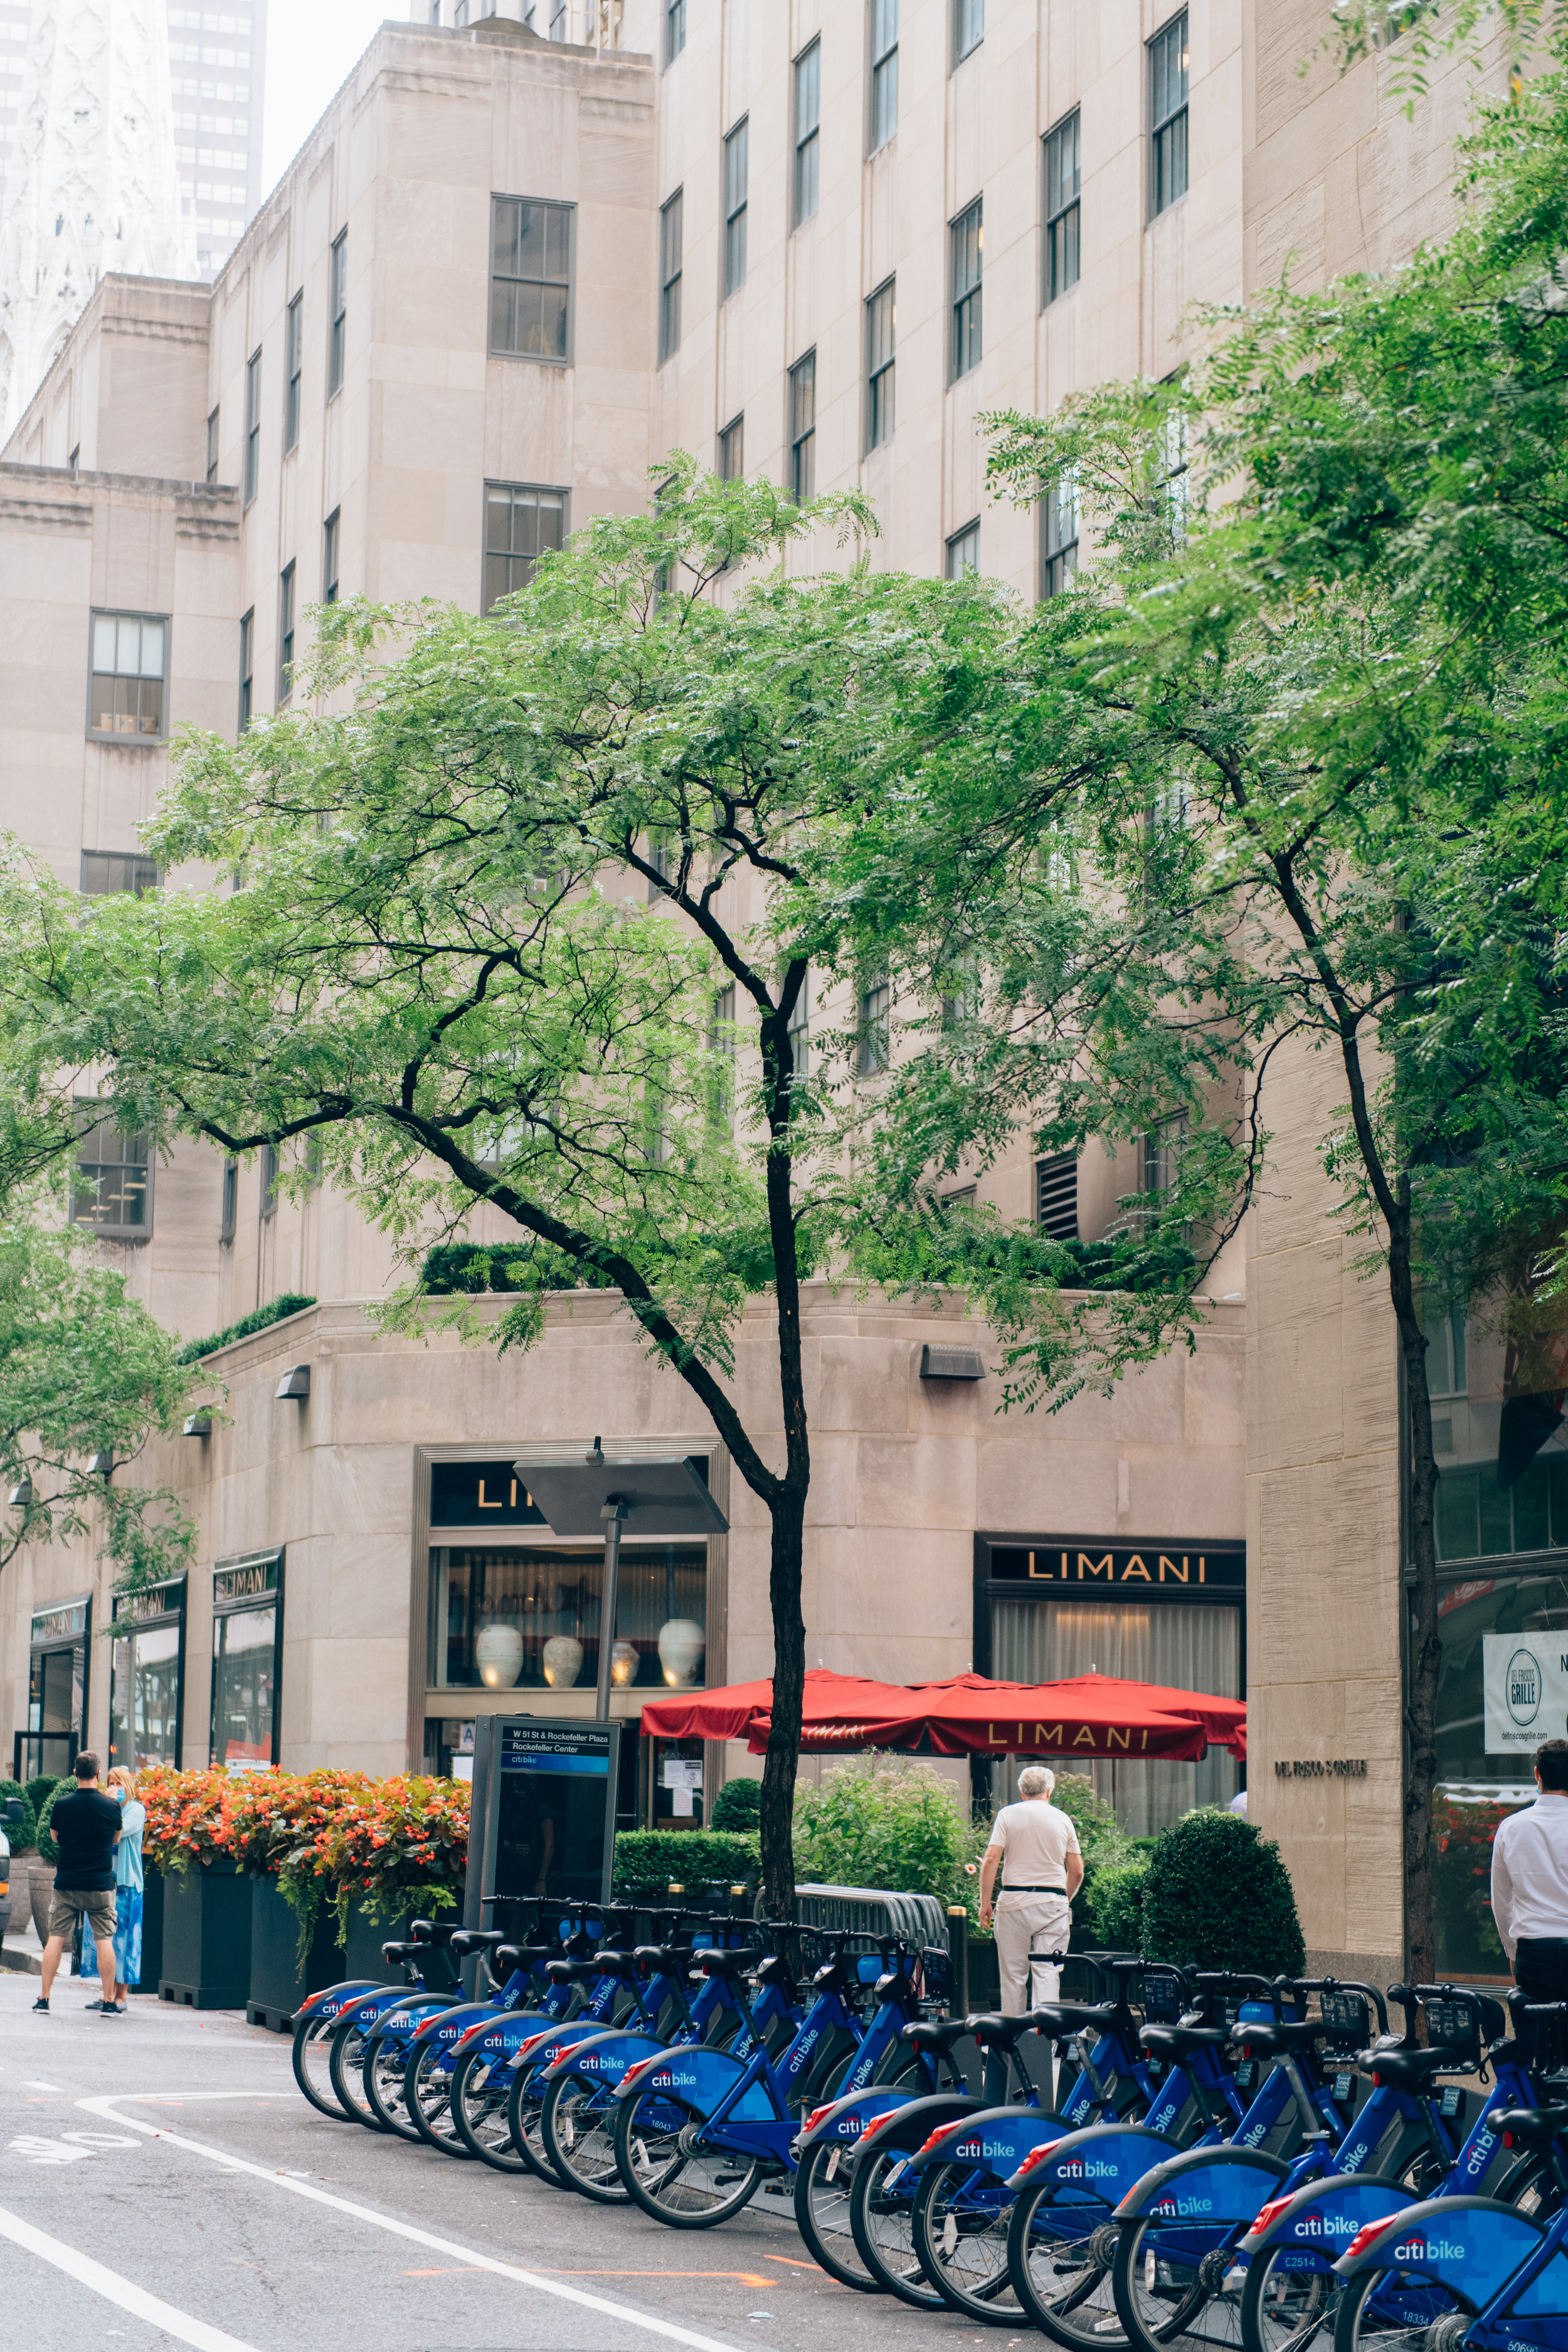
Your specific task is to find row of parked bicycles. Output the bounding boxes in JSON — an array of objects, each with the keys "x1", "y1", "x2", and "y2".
[{"x1": 287, "y1": 1894, "x2": 1568, "y2": 2352}]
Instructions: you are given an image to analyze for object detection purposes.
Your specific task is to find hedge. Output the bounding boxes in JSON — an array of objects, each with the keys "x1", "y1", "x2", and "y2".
[
  {"x1": 709, "y1": 1778, "x2": 762, "y2": 1835},
  {"x1": 34, "y1": 1780, "x2": 66, "y2": 1867},
  {"x1": 611, "y1": 1830, "x2": 759, "y2": 1898},
  {"x1": 176, "y1": 1291, "x2": 315, "y2": 1364},
  {"x1": 0, "y1": 1777, "x2": 38, "y2": 1854},
  {"x1": 1087, "y1": 1856, "x2": 1150, "y2": 1951}
]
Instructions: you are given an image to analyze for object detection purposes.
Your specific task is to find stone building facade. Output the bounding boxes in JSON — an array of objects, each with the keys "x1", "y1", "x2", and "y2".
[{"x1": 0, "y1": 5, "x2": 1521, "y2": 1978}]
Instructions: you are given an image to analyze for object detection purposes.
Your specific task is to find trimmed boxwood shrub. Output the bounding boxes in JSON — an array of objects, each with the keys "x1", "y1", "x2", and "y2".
[
  {"x1": 0, "y1": 1777, "x2": 38, "y2": 1853},
  {"x1": 176, "y1": 1291, "x2": 315, "y2": 1364},
  {"x1": 1088, "y1": 1856, "x2": 1150, "y2": 1951},
  {"x1": 25, "y1": 1774, "x2": 58, "y2": 1823},
  {"x1": 611, "y1": 1830, "x2": 758, "y2": 1899},
  {"x1": 34, "y1": 1780, "x2": 67, "y2": 1868},
  {"x1": 709, "y1": 1777, "x2": 763, "y2": 1835},
  {"x1": 1141, "y1": 1809, "x2": 1304, "y2": 1976}
]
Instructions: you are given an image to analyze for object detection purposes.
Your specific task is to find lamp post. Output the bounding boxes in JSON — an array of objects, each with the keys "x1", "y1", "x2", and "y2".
[{"x1": 514, "y1": 1441, "x2": 729, "y2": 1723}]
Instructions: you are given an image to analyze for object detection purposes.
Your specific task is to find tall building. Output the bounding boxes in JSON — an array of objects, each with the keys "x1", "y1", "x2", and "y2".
[
  {"x1": 0, "y1": 8, "x2": 1520, "y2": 1981},
  {"x1": 0, "y1": 0, "x2": 266, "y2": 282}
]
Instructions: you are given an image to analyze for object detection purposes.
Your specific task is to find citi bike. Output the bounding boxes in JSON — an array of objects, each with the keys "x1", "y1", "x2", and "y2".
[{"x1": 289, "y1": 1918, "x2": 463, "y2": 2126}]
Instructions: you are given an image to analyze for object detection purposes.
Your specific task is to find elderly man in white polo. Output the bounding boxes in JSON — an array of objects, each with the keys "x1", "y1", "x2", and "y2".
[{"x1": 978, "y1": 1764, "x2": 1084, "y2": 2019}]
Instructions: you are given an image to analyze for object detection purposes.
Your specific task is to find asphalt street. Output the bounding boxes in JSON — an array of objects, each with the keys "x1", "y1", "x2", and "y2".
[{"x1": 0, "y1": 1973, "x2": 1009, "y2": 2352}]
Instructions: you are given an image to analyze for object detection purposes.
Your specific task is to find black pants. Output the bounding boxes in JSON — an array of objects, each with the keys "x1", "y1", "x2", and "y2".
[{"x1": 1514, "y1": 1939, "x2": 1568, "y2": 2064}]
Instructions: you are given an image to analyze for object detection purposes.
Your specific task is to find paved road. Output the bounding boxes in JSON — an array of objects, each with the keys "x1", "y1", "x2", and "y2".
[{"x1": 0, "y1": 1975, "x2": 1001, "y2": 2352}]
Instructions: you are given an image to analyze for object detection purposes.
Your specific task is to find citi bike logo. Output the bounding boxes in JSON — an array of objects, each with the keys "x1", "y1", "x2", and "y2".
[
  {"x1": 1153, "y1": 2196, "x2": 1214, "y2": 2217},
  {"x1": 1052, "y1": 2158, "x2": 1122, "y2": 2181},
  {"x1": 1460, "y1": 2130, "x2": 1495, "y2": 2183},
  {"x1": 1394, "y1": 2237, "x2": 1465, "y2": 2262},
  {"x1": 1288, "y1": 2213, "x2": 1360, "y2": 2242}
]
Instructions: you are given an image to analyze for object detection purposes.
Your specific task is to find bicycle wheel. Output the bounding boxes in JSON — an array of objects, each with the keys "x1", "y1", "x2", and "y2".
[
  {"x1": 450, "y1": 2048, "x2": 530, "y2": 2173},
  {"x1": 292, "y1": 2012, "x2": 348, "y2": 2121},
  {"x1": 1005, "y1": 2173, "x2": 1126, "y2": 2350},
  {"x1": 613, "y1": 2084, "x2": 763, "y2": 2228},
  {"x1": 505, "y1": 2055, "x2": 565, "y2": 2184},
  {"x1": 793, "y1": 2139, "x2": 877, "y2": 2292},
  {"x1": 1113, "y1": 2211, "x2": 1244, "y2": 2352},
  {"x1": 1239, "y1": 2245, "x2": 1336, "y2": 2352},
  {"x1": 542, "y1": 2067, "x2": 628, "y2": 2202},
  {"x1": 364, "y1": 2037, "x2": 423, "y2": 2141},
  {"x1": 1331, "y1": 2264, "x2": 1474, "y2": 2352},
  {"x1": 912, "y1": 2156, "x2": 1024, "y2": 2324},
  {"x1": 849, "y1": 2146, "x2": 948, "y2": 2311},
  {"x1": 405, "y1": 2039, "x2": 473, "y2": 2158},
  {"x1": 329, "y1": 2018, "x2": 389, "y2": 2132}
]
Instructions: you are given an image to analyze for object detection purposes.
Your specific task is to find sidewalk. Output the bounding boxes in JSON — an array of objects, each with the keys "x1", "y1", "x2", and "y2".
[{"x1": 1, "y1": 1913, "x2": 45, "y2": 1976}]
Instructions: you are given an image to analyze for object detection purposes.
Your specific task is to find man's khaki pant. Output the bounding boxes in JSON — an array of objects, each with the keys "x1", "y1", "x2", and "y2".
[{"x1": 994, "y1": 1889, "x2": 1072, "y2": 2013}]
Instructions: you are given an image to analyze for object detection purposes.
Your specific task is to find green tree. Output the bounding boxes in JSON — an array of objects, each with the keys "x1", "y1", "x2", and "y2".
[
  {"x1": 0, "y1": 468, "x2": 1026, "y2": 1919},
  {"x1": 0, "y1": 1202, "x2": 198, "y2": 1591},
  {"x1": 845, "y1": 46, "x2": 1568, "y2": 1981}
]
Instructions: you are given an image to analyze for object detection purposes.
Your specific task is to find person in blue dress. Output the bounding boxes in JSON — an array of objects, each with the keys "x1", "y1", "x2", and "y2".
[{"x1": 80, "y1": 1767, "x2": 145, "y2": 2011}]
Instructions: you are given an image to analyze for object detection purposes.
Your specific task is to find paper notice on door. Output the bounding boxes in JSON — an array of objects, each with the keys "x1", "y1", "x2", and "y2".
[
  {"x1": 1483, "y1": 1633, "x2": 1568, "y2": 1753},
  {"x1": 672, "y1": 1783, "x2": 694, "y2": 1816}
]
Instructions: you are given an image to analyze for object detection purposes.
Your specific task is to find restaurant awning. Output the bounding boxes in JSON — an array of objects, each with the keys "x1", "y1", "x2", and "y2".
[{"x1": 1034, "y1": 1671, "x2": 1247, "y2": 1757}]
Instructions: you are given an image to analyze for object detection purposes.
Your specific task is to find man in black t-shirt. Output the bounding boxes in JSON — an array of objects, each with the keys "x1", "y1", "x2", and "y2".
[{"x1": 36, "y1": 1752, "x2": 122, "y2": 2015}]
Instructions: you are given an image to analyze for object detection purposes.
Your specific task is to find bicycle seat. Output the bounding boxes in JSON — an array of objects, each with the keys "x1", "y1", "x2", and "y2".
[
  {"x1": 903, "y1": 2018, "x2": 975, "y2": 2054},
  {"x1": 408, "y1": 1919, "x2": 458, "y2": 1947},
  {"x1": 1364, "y1": 2045, "x2": 1459, "y2": 2091},
  {"x1": 381, "y1": 1941, "x2": 415, "y2": 1964},
  {"x1": 545, "y1": 1956, "x2": 601, "y2": 1984},
  {"x1": 450, "y1": 1929, "x2": 506, "y2": 1957},
  {"x1": 1032, "y1": 2001, "x2": 1118, "y2": 2037},
  {"x1": 1235, "y1": 2019, "x2": 1326, "y2": 2057},
  {"x1": 501, "y1": 1942, "x2": 556, "y2": 1973},
  {"x1": 1139, "y1": 2021, "x2": 1235, "y2": 2060},
  {"x1": 593, "y1": 1950, "x2": 640, "y2": 1984},
  {"x1": 966, "y1": 2011, "x2": 1040, "y2": 2050},
  {"x1": 696, "y1": 1947, "x2": 756, "y2": 1981},
  {"x1": 1494, "y1": 2104, "x2": 1568, "y2": 2148},
  {"x1": 635, "y1": 1943, "x2": 692, "y2": 1974}
]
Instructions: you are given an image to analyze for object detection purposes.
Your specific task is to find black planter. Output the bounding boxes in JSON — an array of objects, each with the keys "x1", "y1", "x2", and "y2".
[
  {"x1": 159, "y1": 1860, "x2": 251, "y2": 2009},
  {"x1": 130, "y1": 1865, "x2": 164, "y2": 1997},
  {"x1": 247, "y1": 1877, "x2": 342, "y2": 2032},
  {"x1": 341, "y1": 1901, "x2": 411, "y2": 1983},
  {"x1": 966, "y1": 1934, "x2": 1000, "y2": 2011}
]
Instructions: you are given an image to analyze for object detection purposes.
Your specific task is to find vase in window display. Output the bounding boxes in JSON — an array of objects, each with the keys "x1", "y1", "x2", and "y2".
[
  {"x1": 657, "y1": 1619, "x2": 705, "y2": 1688},
  {"x1": 475, "y1": 1623, "x2": 524, "y2": 1690},
  {"x1": 610, "y1": 1640, "x2": 639, "y2": 1687},
  {"x1": 541, "y1": 1633, "x2": 584, "y2": 1689}
]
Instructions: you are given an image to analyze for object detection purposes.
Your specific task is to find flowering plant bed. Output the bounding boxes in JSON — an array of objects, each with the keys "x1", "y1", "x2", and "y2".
[
  {"x1": 137, "y1": 1766, "x2": 240, "y2": 1877},
  {"x1": 294, "y1": 1774, "x2": 470, "y2": 1945}
]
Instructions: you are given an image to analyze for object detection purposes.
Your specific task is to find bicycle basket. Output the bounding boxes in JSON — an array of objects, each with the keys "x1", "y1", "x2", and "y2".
[{"x1": 1320, "y1": 1992, "x2": 1370, "y2": 2050}]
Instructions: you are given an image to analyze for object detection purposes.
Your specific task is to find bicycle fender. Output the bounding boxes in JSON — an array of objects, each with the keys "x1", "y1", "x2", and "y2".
[
  {"x1": 902, "y1": 2102, "x2": 1061, "y2": 2181},
  {"x1": 1239, "y1": 2173, "x2": 1419, "y2": 2264},
  {"x1": 538, "y1": 2028, "x2": 664, "y2": 2087},
  {"x1": 1006, "y1": 2122, "x2": 1184, "y2": 2198},
  {"x1": 797, "y1": 2088, "x2": 979, "y2": 2154},
  {"x1": 448, "y1": 2007, "x2": 561, "y2": 2063},
  {"x1": 613, "y1": 2043, "x2": 776, "y2": 2123},
  {"x1": 1330, "y1": 2195, "x2": 1554, "y2": 2310},
  {"x1": 506, "y1": 2020, "x2": 613, "y2": 2080},
  {"x1": 407, "y1": 2000, "x2": 497, "y2": 2050},
  {"x1": 336, "y1": 1988, "x2": 449, "y2": 2037},
  {"x1": 294, "y1": 1979, "x2": 378, "y2": 2023},
  {"x1": 1115, "y1": 2143, "x2": 1290, "y2": 2225},
  {"x1": 364, "y1": 1996, "x2": 460, "y2": 2051}
]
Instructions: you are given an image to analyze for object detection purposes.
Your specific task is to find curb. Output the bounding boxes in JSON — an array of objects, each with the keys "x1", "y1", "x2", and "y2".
[{"x1": 0, "y1": 1944, "x2": 44, "y2": 1976}]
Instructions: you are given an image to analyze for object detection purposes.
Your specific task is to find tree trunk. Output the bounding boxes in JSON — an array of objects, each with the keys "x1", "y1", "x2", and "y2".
[
  {"x1": 1389, "y1": 1186, "x2": 1441, "y2": 1989},
  {"x1": 759, "y1": 1485, "x2": 807, "y2": 1921}
]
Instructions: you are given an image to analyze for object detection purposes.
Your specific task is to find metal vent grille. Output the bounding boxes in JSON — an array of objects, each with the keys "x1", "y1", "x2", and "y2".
[
  {"x1": 919, "y1": 1344, "x2": 985, "y2": 1382},
  {"x1": 1036, "y1": 1152, "x2": 1078, "y2": 1241}
]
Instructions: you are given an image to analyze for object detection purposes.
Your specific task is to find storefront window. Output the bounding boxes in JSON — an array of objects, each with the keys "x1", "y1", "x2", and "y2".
[
  {"x1": 23, "y1": 1596, "x2": 89, "y2": 1781},
  {"x1": 109, "y1": 1579, "x2": 184, "y2": 1771},
  {"x1": 429, "y1": 1542, "x2": 706, "y2": 1693},
  {"x1": 209, "y1": 1552, "x2": 283, "y2": 1771}
]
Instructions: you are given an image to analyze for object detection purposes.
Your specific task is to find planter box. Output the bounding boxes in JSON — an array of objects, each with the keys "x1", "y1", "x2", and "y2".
[
  {"x1": 159, "y1": 1860, "x2": 251, "y2": 2010},
  {"x1": 134, "y1": 1865, "x2": 164, "y2": 1997},
  {"x1": 247, "y1": 1878, "x2": 341, "y2": 2032},
  {"x1": 339, "y1": 1900, "x2": 460, "y2": 1991},
  {"x1": 29, "y1": 1860, "x2": 54, "y2": 1947}
]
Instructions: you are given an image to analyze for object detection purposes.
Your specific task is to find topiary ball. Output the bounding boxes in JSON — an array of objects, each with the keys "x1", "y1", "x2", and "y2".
[
  {"x1": 1140, "y1": 1808, "x2": 1305, "y2": 1977},
  {"x1": 709, "y1": 1777, "x2": 763, "y2": 1834},
  {"x1": 0, "y1": 1777, "x2": 38, "y2": 1853}
]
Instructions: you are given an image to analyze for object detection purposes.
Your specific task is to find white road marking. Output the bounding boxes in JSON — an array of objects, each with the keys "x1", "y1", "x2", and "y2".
[
  {"x1": 23, "y1": 2078, "x2": 68, "y2": 2091},
  {"x1": 0, "y1": 2203, "x2": 262, "y2": 2351},
  {"x1": 80, "y1": 2091, "x2": 753, "y2": 2352}
]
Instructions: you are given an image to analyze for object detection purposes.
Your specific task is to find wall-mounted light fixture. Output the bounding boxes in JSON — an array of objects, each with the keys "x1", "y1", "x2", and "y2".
[
  {"x1": 6, "y1": 1477, "x2": 34, "y2": 1507},
  {"x1": 182, "y1": 1412, "x2": 213, "y2": 1438},
  {"x1": 275, "y1": 1365, "x2": 311, "y2": 1400},
  {"x1": 88, "y1": 1449, "x2": 114, "y2": 1477}
]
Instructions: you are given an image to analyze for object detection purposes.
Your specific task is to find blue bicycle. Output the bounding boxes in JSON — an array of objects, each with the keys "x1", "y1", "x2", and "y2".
[{"x1": 290, "y1": 1916, "x2": 461, "y2": 2123}]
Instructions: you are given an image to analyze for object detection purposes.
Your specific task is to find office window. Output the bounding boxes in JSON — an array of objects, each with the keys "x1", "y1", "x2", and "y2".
[
  {"x1": 1044, "y1": 112, "x2": 1081, "y2": 303},
  {"x1": 323, "y1": 509, "x2": 340, "y2": 604},
  {"x1": 659, "y1": 190, "x2": 682, "y2": 364},
  {"x1": 867, "y1": 278, "x2": 895, "y2": 450},
  {"x1": 785, "y1": 973, "x2": 810, "y2": 1088},
  {"x1": 205, "y1": 405, "x2": 220, "y2": 485},
  {"x1": 708, "y1": 984, "x2": 736, "y2": 1127},
  {"x1": 718, "y1": 415, "x2": 744, "y2": 481},
  {"x1": 946, "y1": 521, "x2": 980, "y2": 578},
  {"x1": 260, "y1": 1142, "x2": 279, "y2": 1220},
  {"x1": 278, "y1": 563, "x2": 295, "y2": 702},
  {"x1": 955, "y1": 0, "x2": 983, "y2": 61},
  {"x1": 81, "y1": 851, "x2": 159, "y2": 898},
  {"x1": 871, "y1": 0, "x2": 898, "y2": 151},
  {"x1": 1144, "y1": 1114, "x2": 1187, "y2": 1200},
  {"x1": 483, "y1": 482, "x2": 568, "y2": 612},
  {"x1": 723, "y1": 119, "x2": 748, "y2": 297},
  {"x1": 856, "y1": 975, "x2": 890, "y2": 1076},
  {"x1": 665, "y1": 0, "x2": 685, "y2": 63},
  {"x1": 243, "y1": 347, "x2": 260, "y2": 503},
  {"x1": 238, "y1": 608, "x2": 253, "y2": 730},
  {"x1": 1158, "y1": 407, "x2": 1190, "y2": 543},
  {"x1": 793, "y1": 41, "x2": 820, "y2": 226},
  {"x1": 283, "y1": 291, "x2": 302, "y2": 452},
  {"x1": 1041, "y1": 476, "x2": 1078, "y2": 597},
  {"x1": 951, "y1": 199, "x2": 982, "y2": 378},
  {"x1": 788, "y1": 351, "x2": 816, "y2": 506},
  {"x1": 329, "y1": 231, "x2": 347, "y2": 395},
  {"x1": 68, "y1": 445, "x2": 79, "y2": 473},
  {"x1": 548, "y1": 0, "x2": 566, "y2": 33},
  {"x1": 1036, "y1": 1153, "x2": 1078, "y2": 1242},
  {"x1": 490, "y1": 196, "x2": 572, "y2": 362},
  {"x1": 1150, "y1": 12, "x2": 1189, "y2": 216},
  {"x1": 72, "y1": 1106, "x2": 151, "y2": 1237},
  {"x1": 220, "y1": 1158, "x2": 238, "y2": 1245},
  {"x1": 88, "y1": 612, "x2": 166, "y2": 739}
]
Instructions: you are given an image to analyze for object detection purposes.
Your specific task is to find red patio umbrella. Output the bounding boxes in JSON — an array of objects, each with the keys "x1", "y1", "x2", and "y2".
[
  {"x1": 742, "y1": 1668, "x2": 1210, "y2": 1762},
  {"x1": 638, "y1": 1666, "x2": 918, "y2": 1746},
  {"x1": 1034, "y1": 1671, "x2": 1246, "y2": 1757}
]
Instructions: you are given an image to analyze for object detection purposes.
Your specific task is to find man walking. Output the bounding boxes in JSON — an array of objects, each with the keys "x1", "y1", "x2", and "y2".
[
  {"x1": 979, "y1": 1764, "x2": 1083, "y2": 2014},
  {"x1": 34, "y1": 1752, "x2": 122, "y2": 2015},
  {"x1": 1491, "y1": 1736, "x2": 1568, "y2": 2003}
]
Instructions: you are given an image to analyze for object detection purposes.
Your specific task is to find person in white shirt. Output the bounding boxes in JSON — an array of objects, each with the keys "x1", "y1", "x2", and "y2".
[
  {"x1": 979, "y1": 1765, "x2": 1084, "y2": 2017},
  {"x1": 1491, "y1": 1737, "x2": 1568, "y2": 2001}
]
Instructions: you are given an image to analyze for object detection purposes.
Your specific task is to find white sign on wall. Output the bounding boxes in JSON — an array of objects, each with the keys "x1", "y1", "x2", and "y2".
[{"x1": 1483, "y1": 1634, "x2": 1568, "y2": 1754}]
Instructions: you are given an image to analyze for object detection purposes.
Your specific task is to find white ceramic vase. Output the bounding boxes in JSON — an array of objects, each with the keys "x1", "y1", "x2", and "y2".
[
  {"x1": 657, "y1": 1618, "x2": 705, "y2": 1689},
  {"x1": 542, "y1": 1633, "x2": 585, "y2": 1690},
  {"x1": 610, "y1": 1639, "x2": 640, "y2": 1687},
  {"x1": 475, "y1": 1622, "x2": 524, "y2": 1690}
]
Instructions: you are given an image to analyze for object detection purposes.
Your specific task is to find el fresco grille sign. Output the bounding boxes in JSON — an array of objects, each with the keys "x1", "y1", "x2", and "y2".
[{"x1": 1483, "y1": 1634, "x2": 1568, "y2": 1754}]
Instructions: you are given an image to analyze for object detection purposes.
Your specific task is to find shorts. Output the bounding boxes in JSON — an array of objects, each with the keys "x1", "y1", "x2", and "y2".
[{"x1": 48, "y1": 1887, "x2": 117, "y2": 1943}]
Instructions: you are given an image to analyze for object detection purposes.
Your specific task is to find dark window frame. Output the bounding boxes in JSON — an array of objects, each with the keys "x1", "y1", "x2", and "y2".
[
  {"x1": 867, "y1": 277, "x2": 896, "y2": 450},
  {"x1": 243, "y1": 347, "x2": 261, "y2": 504},
  {"x1": 80, "y1": 851, "x2": 159, "y2": 898},
  {"x1": 792, "y1": 40, "x2": 821, "y2": 227},
  {"x1": 328, "y1": 230, "x2": 347, "y2": 396},
  {"x1": 70, "y1": 1099, "x2": 154, "y2": 1241},
  {"x1": 946, "y1": 519, "x2": 980, "y2": 579},
  {"x1": 659, "y1": 189, "x2": 684, "y2": 365},
  {"x1": 788, "y1": 349, "x2": 817, "y2": 506},
  {"x1": 489, "y1": 193, "x2": 575, "y2": 366},
  {"x1": 870, "y1": 0, "x2": 899, "y2": 153},
  {"x1": 278, "y1": 561, "x2": 296, "y2": 703},
  {"x1": 954, "y1": 0, "x2": 983, "y2": 63},
  {"x1": 220, "y1": 1158, "x2": 238, "y2": 1245},
  {"x1": 205, "y1": 405, "x2": 220, "y2": 485},
  {"x1": 723, "y1": 117, "x2": 749, "y2": 299},
  {"x1": 664, "y1": 0, "x2": 686, "y2": 65},
  {"x1": 1043, "y1": 110, "x2": 1081, "y2": 305},
  {"x1": 238, "y1": 607, "x2": 254, "y2": 731},
  {"x1": 87, "y1": 608, "x2": 169, "y2": 743},
  {"x1": 856, "y1": 975, "x2": 891, "y2": 1077},
  {"x1": 482, "y1": 480, "x2": 569, "y2": 613},
  {"x1": 283, "y1": 290, "x2": 302, "y2": 452},
  {"x1": 1149, "y1": 11, "x2": 1190, "y2": 218},
  {"x1": 950, "y1": 198, "x2": 982, "y2": 380},
  {"x1": 1041, "y1": 475, "x2": 1078, "y2": 598},
  {"x1": 323, "y1": 508, "x2": 340, "y2": 604},
  {"x1": 718, "y1": 414, "x2": 744, "y2": 481}
]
